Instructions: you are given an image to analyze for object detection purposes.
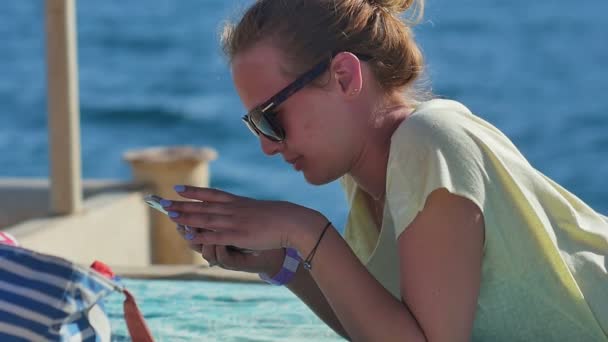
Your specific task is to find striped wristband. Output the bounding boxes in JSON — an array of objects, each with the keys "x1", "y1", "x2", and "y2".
[{"x1": 259, "y1": 248, "x2": 302, "y2": 286}]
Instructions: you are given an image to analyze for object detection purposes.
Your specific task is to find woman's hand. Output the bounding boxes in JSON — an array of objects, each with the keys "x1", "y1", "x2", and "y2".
[
  {"x1": 175, "y1": 224, "x2": 284, "y2": 275},
  {"x1": 164, "y1": 185, "x2": 327, "y2": 253}
]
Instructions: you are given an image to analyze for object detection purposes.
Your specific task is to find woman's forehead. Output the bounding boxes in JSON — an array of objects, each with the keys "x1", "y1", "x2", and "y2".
[{"x1": 231, "y1": 44, "x2": 291, "y2": 111}]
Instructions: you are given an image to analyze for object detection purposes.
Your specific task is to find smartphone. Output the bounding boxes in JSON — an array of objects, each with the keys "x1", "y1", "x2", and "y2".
[
  {"x1": 144, "y1": 194, "x2": 255, "y2": 254},
  {"x1": 144, "y1": 194, "x2": 169, "y2": 215}
]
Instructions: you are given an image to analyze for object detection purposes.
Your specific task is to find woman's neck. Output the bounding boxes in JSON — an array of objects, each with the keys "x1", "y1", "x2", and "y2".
[{"x1": 349, "y1": 103, "x2": 414, "y2": 200}]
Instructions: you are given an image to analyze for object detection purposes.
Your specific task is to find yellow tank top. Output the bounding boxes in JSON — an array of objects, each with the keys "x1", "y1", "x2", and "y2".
[{"x1": 341, "y1": 99, "x2": 608, "y2": 341}]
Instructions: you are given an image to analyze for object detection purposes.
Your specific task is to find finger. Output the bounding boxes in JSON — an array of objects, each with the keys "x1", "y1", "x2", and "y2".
[
  {"x1": 188, "y1": 243, "x2": 203, "y2": 254},
  {"x1": 201, "y1": 245, "x2": 218, "y2": 266},
  {"x1": 213, "y1": 245, "x2": 222, "y2": 268},
  {"x1": 176, "y1": 225, "x2": 203, "y2": 253},
  {"x1": 176, "y1": 225, "x2": 196, "y2": 241},
  {"x1": 215, "y1": 246, "x2": 229, "y2": 267},
  {"x1": 160, "y1": 199, "x2": 233, "y2": 215},
  {"x1": 193, "y1": 230, "x2": 247, "y2": 248},
  {"x1": 174, "y1": 185, "x2": 237, "y2": 203},
  {"x1": 168, "y1": 212, "x2": 234, "y2": 231},
  {"x1": 176, "y1": 224, "x2": 195, "y2": 233},
  {"x1": 224, "y1": 245, "x2": 261, "y2": 257},
  {"x1": 215, "y1": 246, "x2": 243, "y2": 270}
]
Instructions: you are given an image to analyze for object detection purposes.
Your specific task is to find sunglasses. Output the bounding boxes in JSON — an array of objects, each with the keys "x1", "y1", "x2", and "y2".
[{"x1": 241, "y1": 53, "x2": 371, "y2": 142}]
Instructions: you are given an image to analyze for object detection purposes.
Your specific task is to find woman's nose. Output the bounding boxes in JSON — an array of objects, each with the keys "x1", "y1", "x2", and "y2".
[{"x1": 259, "y1": 135, "x2": 282, "y2": 156}]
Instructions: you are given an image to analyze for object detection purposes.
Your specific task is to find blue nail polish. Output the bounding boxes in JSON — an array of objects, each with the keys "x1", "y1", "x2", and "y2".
[
  {"x1": 185, "y1": 233, "x2": 195, "y2": 241},
  {"x1": 168, "y1": 211, "x2": 180, "y2": 218},
  {"x1": 160, "y1": 199, "x2": 172, "y2": 207},
  {"x1": 174, "y1": 185, "x2": 186, "y2": 193}
]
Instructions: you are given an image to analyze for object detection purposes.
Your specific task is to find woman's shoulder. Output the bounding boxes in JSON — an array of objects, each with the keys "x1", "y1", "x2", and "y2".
[
  {"x1": 391, "y1": 98, "x2": 475, "y2": 148},
  {"x1": 412, "y1": 98, "x2": 472, "y2": 117}
]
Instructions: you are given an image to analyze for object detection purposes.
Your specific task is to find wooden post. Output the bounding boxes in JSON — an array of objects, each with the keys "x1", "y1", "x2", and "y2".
[{"x1": 45, "y1": 0, "x2": 83, "y2": 215}]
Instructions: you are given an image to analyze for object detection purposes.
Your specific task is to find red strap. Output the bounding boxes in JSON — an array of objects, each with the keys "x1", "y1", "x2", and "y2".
[
  {"x1": 90, "y1": 260, "x2": 155, "y2": 341},
  {"x1": 0, "y1": 232, "x2": 19, "y2": 246},
  {"x1": 123, "y1": 288, "x2": 155, "y2": 342}
]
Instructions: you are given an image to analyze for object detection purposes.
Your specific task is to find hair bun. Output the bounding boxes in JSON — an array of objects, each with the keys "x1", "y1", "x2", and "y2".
[{"x1": 366, "y1": 0, "x2": 415, "y2": 14}]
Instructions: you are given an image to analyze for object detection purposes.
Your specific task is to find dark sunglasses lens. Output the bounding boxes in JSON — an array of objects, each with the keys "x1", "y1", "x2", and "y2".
[
  {"x1": 242, "y1": 117, "x2": 260, "y2": 137},
  {"x1": 257, "y1": 117, "x2": 284, "y2": 141},
  {"x1": 249, "y1": 110, "x2": 284, "y2": 141}
]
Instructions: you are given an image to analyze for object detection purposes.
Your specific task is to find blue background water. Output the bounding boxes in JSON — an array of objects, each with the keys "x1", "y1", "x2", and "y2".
[
  {"x1": 1, "y1": 0, "x2": 607, "y2": 339},
  {"x1": 1, "y1": 0, "x2": 607, "y2": 228}
]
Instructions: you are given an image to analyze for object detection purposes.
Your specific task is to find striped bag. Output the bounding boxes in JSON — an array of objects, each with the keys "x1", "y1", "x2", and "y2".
[{"x1": 0, "y1": 243, "x2": 154, "y2": 341}]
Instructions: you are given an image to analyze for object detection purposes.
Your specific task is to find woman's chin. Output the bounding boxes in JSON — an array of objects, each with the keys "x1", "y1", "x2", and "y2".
[{"x1": 302, "y1": 168, "x2": 340, "y2": 186}]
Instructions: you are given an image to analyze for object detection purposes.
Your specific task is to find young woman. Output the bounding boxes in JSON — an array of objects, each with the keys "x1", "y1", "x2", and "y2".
[{"x1": 160, "y1": 0, "x2": 608, "y2": 340}]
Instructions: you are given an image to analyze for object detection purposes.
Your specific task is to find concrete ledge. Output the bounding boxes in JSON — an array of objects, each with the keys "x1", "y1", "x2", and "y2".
[
  {"x1": 111, "y1": 264, "x2": 264, "y2": 284},
  {"x1": 0, "y1": 178, "x2": 147, "y2": 228},
  {"x1": 0, "y1": 178, "x2": 268, "y2": 285},
  {"x1": 6, "y1": 190, "x2": 152, "y2": 267}
]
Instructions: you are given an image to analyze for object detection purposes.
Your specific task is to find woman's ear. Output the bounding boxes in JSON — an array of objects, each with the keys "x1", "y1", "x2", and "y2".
[{"x1": 330, "y1": 52, "x2": 364, "y2": 98}]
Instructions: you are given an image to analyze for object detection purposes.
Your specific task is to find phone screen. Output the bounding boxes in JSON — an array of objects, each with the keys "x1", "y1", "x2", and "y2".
[{"x1": 144, "y1": 194, "x2": 168, "y2": 215}]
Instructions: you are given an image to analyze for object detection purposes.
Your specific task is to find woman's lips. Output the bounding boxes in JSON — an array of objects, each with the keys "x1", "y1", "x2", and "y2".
[{"x1": 286, "y1": 156, "x2": 303, "y2": 171}]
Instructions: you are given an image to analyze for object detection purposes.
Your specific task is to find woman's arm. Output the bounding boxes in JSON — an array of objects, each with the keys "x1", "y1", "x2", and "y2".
[
  {"x1": 397, "y1": 189, "x2": 484, "y2": 341},
  {"x1": 287, "y1": 265, "x2": 351, "y2": 340},
  {"x1": 291, "y1": 188, "x2": 484, "y2": 341},
  {"x1": 292, "y1": 220, "x2": 427, "y2": 341},
  {"x1": 167, "y1": 186, "x2": 484, "y2": 341},
  {"x1": 198, "y1": 243, "x2": 350, "y2": 339}
]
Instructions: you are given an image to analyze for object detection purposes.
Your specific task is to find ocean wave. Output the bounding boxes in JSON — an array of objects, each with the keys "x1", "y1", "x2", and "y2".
[
  {"x1": 81, "y1": 93, "x2": 240, "y2": 127},
  {"x1": 83, "y1": 105, "x2": 192, "y2": 124}
]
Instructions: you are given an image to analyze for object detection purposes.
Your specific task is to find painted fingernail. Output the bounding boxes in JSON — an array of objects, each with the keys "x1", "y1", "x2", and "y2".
[
  {"x1": 160, "y1": 199, "x2": 172, "y2": 207},
  {"x1": 168, "y1": 211, "x2": 180, "y2": 218},
  {"x1": 184, "y1": 225, "x2": 192, "y2": 233},
  {"x1": 174, "y1": 185, "x2": 186, "y2": 192},
  {"x1": 185, "y1": 233, "x2": 195, "y2": 241}
]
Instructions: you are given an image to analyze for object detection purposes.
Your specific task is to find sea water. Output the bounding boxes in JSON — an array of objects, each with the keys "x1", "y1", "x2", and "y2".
[
  {"x1": 1, "y1": 0, "x2": 606, "y2": 223},
  {"x1": 2, "y1": 0, "x2": 607, "y2": 340}
]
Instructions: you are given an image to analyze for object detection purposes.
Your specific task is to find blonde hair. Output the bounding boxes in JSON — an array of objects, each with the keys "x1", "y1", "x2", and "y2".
[{"x1": 221, "y1": 0, "x2": 426, "y2": 93}]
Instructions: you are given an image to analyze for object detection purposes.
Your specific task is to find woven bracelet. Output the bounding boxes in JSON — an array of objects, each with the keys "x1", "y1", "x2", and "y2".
[{"x1": 259, "y1": 248, "x2": 302, "y2": 286}]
